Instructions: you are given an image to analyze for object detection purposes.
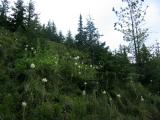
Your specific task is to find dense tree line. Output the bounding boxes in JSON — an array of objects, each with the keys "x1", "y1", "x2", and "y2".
[
  {"x1": 0, "y1": 0, "x2": 160, "y2": 119},
  {"x1": 0, "y1": 0, "x2": 160, "y2": 93}
]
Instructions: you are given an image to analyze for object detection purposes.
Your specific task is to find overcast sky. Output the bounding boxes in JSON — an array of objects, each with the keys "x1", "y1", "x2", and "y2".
[{"x1": 12, "y1": 0, "x2": 160, "y2": 50}]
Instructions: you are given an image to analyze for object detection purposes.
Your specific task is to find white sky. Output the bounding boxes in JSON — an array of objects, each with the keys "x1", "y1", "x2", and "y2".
[{"x1": 12, "y1": 0, "x2": 160, "y2": 50}]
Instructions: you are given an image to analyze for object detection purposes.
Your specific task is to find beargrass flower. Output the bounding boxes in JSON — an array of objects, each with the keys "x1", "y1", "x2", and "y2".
[
  {"x1": 141, "y1": 96, "x2": 144, "y2": 101},
  {"x1": 25, "y1": 48, "x2": 27, "y2": 51},
  {"x1": 33, "y1": 51, "x2": 36, "y2": 54},
  {"x1": 55, "y1": 61, "x2": 58, "y2": 65},
  {"x1": 102, "y1": 90, "x2": 106, "y2": 94},
  {"x1": 117, "y1": 94, "x2": 121, "y2": 98},
  {"x1": 22, "y1": 101, "x2": 27, "y2": 107},
  {"x1": 30, "y1": 63, "x2": 35, "y2": 69},
  {"x1": 75, "y1": 62, "x2": 78, "y2": 66},
  {"x1": 82, "y1": 90, "x2": 86, "y2": 96},
  {"x1": 31, "y1": 47, "x2": 34, "y2": 50},
  {"x1": 74, "y1": 56, "x2": 80, "y2": 60},
  {"x1": 42, "y1": 78, "x2": 48, "y2": 83},
  {"x1": 79, "y1": 72, "x2": 81, "y2": 75},
  {"x1": 84, "y1": 82, "x2": 87, "y2": 85}
]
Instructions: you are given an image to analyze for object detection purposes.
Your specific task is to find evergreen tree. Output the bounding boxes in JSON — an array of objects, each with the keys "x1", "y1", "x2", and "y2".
[
  {"x1": 75, "y1": 14, "x2": 86, "y2": 47},
  {"x1": 45, "y1": 20, "x2": 58, "y2": 41},
  {"x1": 26, "y1": 0, "x2": 38, "y2": 28},
  {"x1": 0, "y1": 0, "x2": 9, "y2": 28},
  {"x1": 154, "y1": 40, "x2": 160, "y2": 58},
  {"x1": 138, "y1": 44, "x2": 151, "y2": 84},
  {"x1": 85, "y1": 16, "x2": 100, "y2": 45},
  {"x1": 65, "y1": 30, "x2": 74, "y2": 47},
  {"x1": 57, "y1": 31, "x2": 64, "y2": 43},
  {"x1": 85, "y1": 16, "x2": 101, "y2": 64},
  {"x1": 11, "y1": 0, "x2": 26, "y2": 31}
]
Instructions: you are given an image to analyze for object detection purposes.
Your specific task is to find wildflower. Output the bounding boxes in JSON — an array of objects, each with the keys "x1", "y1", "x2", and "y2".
[
  {"x1": 130, "y1": 80, "x2": 133, "y2": 84},
  {"x1": 75, "y1": 62, "x2": 78, "y2": 66},
  {"x1": 82, "y1": 90, "x2": 86, "y2": 96},
  {"x1": 42, "y1": 78, "x2": 48, "y2": 83},
  {"x1": 102, "y1": 90, "x2": 106, "y2": 94},
  {"x1": 78, "y1": 65, "x2": 81, "y2": 68},
  {"x1": 22, "y1": 101, "x2": 27, "y2": 107},
  {"x1": 74, "y1": 56, "x2": 80, "y2": 60},
  {"x1": 0, "y1": 44, "x2": 2, "y2": 47},
  {"x1": 90, "y1": 65, "x2": 92, "y2": 68},
  {"x1": 25, "y1": 48, "x2": 27, "y2": 51},
  {"x1": 79, "y1": 72, "x2": 81, "y2": 75},
  {"x1": 109, "y1": 97, "x2": 112, "y2": 101},
  {"x1": 25, "y1": 44, "x2": 28, "y2": 47},
  {"x1": 117, "y1": 94, "x2": 121, "y2": 98},
  {"x1": 84, "y1": 82, "x2": 87, "y2": 85},
  {"x1": 33, "y1": 51, "x2": 36, "y2": 54},
  {"x1": 55, "y1": 61, "x2": 58, "y2": 65},
  {"x1": 30, "y1": 63, "x2": 35, "y2": 69},
  {"x1": 141, "y1": 96, "x2": 144, "y2": 101},
  {"x1": 150, "y1": 80, "x2": 152, "y2": 82},
  {"x1": 76, "y1": 56, "x2": 80, "y2": 59},
  {"x1": 31, "y1": 47, "x2": 34, "y2": 50}
]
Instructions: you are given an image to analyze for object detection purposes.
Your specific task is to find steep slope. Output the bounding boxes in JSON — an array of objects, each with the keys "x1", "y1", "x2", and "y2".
[{"x1": 0, "y1": 28, "x2": 160, "y2": 120}]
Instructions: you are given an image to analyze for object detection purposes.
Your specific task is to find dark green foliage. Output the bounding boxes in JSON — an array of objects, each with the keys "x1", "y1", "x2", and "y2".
[
  {"x1": 26, "y1": 0, "x2": 37, "y2": 28},
  {"x1": 0, "y1": 1, "x2": 160, "y2": 120},
  {"x1": 0, "y1": 0, "x2": 9, "y2": 28},
  {"x1": 11, "y1": 0, "x2": 26, "y2": 31},
  {"x1": 65, "y1": 30, "x2": 74, "y2": 47},
  {"x1": 75, "y1": 14, "x2": 87, "y2": 48}
]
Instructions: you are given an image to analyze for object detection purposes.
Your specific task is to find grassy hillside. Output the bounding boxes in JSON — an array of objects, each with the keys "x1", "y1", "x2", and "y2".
[{"x1": 0, "y1": 28, "x2": 160, "y2": 120}]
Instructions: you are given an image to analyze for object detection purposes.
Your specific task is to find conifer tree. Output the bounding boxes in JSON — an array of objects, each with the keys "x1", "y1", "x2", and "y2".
[
  {"x1": 26, "y1": 0, "x2": 38, "y2": 28},
  {"x1": 45, "y1": 20, "x2": 58, "y2": 41},
  {"x1": 57, "y1": 31, "x2": 64, "y2": 43},
  {"x1": 85, "y1": 16, "x2": 100, "y2": 45},
  {"x1": 85, "y1": 16, "x2": 101, "y2": 64},
  {"x1": 11, "y1": 0, "x2": 26, "y2": 31},
  {"x1": 66, "y1": 30, "x2": 74, "y2": 47},
  {"x1": 75, "y1": 14, "x2": 87, "y2": 47},
  {"x1": 0, "y1": 0, "x2": 9, "y2": 28}
]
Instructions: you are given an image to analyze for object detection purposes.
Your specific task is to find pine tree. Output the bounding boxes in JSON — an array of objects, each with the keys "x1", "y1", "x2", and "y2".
[
  {"x1": 11, "y1": 0, "x2": 26, "y2": 31},
  {"x1": 75, "y1": 14, "x2": 87, "y2": 47},
  {"x1": 57, "y1": 31, "x2": 64, "y2": 43},
  {"x1": 138, "y1": 44, "x2": 151, "y2": 84},
  {"x1": 26, "y1": 0, "x2": 38, "y2": 28},
  {"x1": 0, "y1": 0, "x2": 9, "y2": 28},
  {"x1": 85, "y1": 16, "x2": 100, "y2": 45},
  {"x1": 65, "y1": 30, "x2": 74, "y2": 47},
  {"x1": 85, "y1": 16, "x2": 101, "y2": 64},
  {"x1": 45, "y1": 20, "x2": 58, "y2": 41}
]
